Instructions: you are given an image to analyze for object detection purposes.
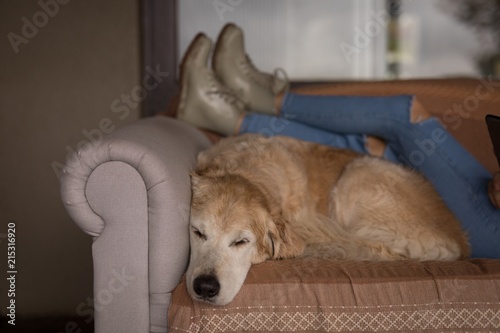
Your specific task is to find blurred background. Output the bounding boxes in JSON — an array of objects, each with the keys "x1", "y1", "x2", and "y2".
[
  {"x1": 1, "y1": 0, "x2": 499, "y2": 332},
  {"x1": 177, "y1": 0, "x2": 500, "y2": 81},
  {"x1": 1, "y1": 0, "x2": 140, "y2": 332}
]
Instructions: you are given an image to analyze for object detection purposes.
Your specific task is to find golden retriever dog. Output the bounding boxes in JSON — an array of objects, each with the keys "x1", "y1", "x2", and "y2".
[{"x1": 186, "y1": 134, "x2": 470, "y2": 305}]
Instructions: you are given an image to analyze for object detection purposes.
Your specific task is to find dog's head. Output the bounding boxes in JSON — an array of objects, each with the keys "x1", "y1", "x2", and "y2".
[{"x1": 186, "y1": 171, "x2": 304, "y2": 305}]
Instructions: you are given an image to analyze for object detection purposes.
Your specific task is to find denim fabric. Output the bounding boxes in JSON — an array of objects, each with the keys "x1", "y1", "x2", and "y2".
[{"x1": 240, "y1": 92, "x2": 500, "y2": 258}]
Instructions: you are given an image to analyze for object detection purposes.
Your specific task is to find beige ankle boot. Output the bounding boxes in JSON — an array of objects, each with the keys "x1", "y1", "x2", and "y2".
[
  {"x1": 177, "y1": 33, "x2": 245, "y2": 136},
  {"x1": 212, "y1": 23, "x2": 289, "y2": 114}
]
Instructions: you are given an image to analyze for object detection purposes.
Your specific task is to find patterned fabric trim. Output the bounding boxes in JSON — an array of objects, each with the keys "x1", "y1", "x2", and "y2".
[{"x1": 172, "y1": 306, "x2": 500, "y2": 332}]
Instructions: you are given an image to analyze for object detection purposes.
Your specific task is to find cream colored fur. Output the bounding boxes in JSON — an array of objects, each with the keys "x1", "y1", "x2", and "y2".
[{"x1": 186, "y1": 134, "x2": 470, "y2": 305}]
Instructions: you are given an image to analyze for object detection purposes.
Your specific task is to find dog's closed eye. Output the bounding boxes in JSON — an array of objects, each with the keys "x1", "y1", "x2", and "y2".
[
  {"x1": 231, "y1": 238, "x2": 249, "y2": 247},
  {"x1": 192, "y1": 227, "x2": 207, "y2": 240}
]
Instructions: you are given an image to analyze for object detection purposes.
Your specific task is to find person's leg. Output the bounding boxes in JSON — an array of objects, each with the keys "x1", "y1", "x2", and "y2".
[
  {"x1": 240, "y1": 113, "x2": 401, "y2": 159},
  {"x1": 240, "y1": 113, "x2": 400, "y2": 161},
  {"x1": 280, "y1": 93, "x2": 417, "y2": 137},
  {"x1": 269, "y1": 92, "x2": 500, "y2": 258}
]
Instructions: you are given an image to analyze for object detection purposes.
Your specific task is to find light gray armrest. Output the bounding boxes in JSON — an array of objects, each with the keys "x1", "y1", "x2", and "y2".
[{"x1": 61, "y1": 116, "x2": 211, "y2": 333}]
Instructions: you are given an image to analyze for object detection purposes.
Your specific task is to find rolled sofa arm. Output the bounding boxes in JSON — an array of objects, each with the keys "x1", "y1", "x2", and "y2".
[{"x1": 60, "y1": 116, "x2": 211, "y2": 333}]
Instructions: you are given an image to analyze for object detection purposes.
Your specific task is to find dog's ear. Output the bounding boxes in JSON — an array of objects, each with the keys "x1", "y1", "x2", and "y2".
[
  {"x1": 189, "y1": 172, "x2": 211, "y2": 210},
  {"x1": 190, "y1": 169, "x2": 214, "y2": 186},
  {"x1": 268, "y1": 210, "x2": 305, "y2": 259},
  {"x1": 189, "y1": 170, "x2": 202, "y2": 187}
]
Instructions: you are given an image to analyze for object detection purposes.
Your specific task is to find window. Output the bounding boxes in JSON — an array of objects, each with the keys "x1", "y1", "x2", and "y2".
[{"x1": 177, "y1": 0, "x2": 499, "y2": 80}]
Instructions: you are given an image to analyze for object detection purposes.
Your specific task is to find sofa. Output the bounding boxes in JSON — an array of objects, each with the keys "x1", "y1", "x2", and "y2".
[{"x1": 61, "y1": 79, "x2": 500, "y2": 333}]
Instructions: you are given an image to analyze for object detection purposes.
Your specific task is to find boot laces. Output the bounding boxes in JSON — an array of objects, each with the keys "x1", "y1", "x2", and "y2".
[
  {"x1": 272, "y1": 67, "x2": 290, "y2": 95},
  {"x1": 240, "y1": 55, "x2": 274, "y2": 87},
  {"x1": 240, "y1": 55, "x2": 289, "y2": 95},
  {"x1": 206, "y1": 73, "x2": 246, "y2": 109}
]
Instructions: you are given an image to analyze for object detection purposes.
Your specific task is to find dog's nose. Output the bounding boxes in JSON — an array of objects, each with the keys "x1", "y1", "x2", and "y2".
[{"x1": 193, "y1": 274, "x2": 220, "y2": 298}]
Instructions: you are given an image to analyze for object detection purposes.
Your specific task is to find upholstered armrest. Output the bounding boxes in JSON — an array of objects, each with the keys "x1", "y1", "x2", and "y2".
[{"x1": 61, "y1": 116, "x2": 211, "y2": 333}]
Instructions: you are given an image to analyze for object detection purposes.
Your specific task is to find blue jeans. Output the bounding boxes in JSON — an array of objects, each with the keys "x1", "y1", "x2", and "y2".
[{"x1": 240, "y1": 92, "x2": 500, "y2": 258}]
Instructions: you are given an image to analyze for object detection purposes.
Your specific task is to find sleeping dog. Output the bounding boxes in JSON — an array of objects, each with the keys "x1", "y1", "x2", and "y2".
[{"x1": 186, "y1": 134, "x2": 469, "y2": 305}]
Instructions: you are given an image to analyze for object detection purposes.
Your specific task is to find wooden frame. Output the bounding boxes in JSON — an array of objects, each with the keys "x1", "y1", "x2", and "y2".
[{"x1": 141, "y1": 0, "x2": 178, "y2": 117}]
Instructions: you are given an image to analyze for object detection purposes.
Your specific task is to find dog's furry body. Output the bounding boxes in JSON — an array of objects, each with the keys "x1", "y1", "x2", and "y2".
[{"x1": 187, "y1": 134, "x2": 469, "y2": 305}]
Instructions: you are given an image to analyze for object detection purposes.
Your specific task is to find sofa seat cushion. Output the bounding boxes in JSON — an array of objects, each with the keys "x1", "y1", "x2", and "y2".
[{"x1": 168, "y1": 258, "x2": 500, "y2": 332}]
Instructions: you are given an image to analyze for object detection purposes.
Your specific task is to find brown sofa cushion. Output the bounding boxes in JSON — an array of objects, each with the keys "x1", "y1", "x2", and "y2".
[{"x1": 169, "y1": 259, "x2": 500, "y2": 332}]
